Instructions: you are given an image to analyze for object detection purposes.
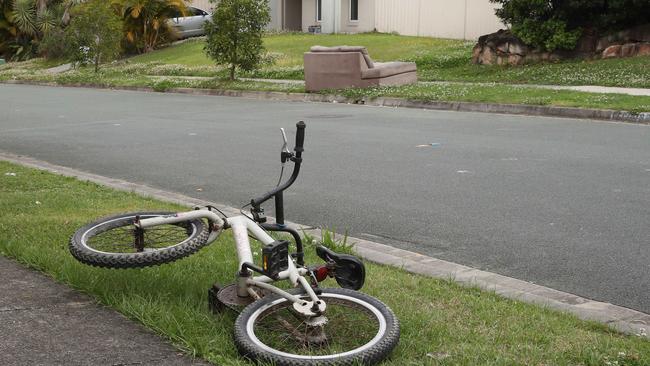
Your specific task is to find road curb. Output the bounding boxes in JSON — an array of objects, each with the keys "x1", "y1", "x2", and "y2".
[
  {"x1": 2, "y1": 79, "x2": 649, "y2": 124},
  {"x1": 1, "y1": 151, "x2": 648, "y2": 339}
]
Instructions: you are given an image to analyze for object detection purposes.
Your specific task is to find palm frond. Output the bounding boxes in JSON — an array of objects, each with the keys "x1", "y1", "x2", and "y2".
[
  {"x1": 35, "y1": 6, "x2": 56, "y2": 34},
  {"x1": 11, "y1": 0, "x2": 37, "y2": 36}
]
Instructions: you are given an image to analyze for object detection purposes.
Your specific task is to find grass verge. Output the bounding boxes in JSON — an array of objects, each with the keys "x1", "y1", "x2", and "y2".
[
  {"x1": 2, "y1": 62, "x2": 649, "y2": 113},
  {"x1": 0, "y1": 63, "x2": 304, "y2": 93},
  {"x1": 335, "y1": 83, "x2": 650, "y2": 114},
  {"x1": 1, "y1": 161, "x2": 649, "y2": 365},
  {"x1": 127, "y1": 34, "x2": 650, "y2": 88}
]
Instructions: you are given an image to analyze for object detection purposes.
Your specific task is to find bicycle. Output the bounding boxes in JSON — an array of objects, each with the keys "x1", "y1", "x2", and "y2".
[{"x1": 69, "y1": 122, "x2": 400, "y2": 366}]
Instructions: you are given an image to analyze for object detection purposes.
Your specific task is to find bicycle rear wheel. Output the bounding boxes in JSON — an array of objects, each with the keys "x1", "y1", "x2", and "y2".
[
  {"x1": 234, "y1": 288, "x2": 400, "y2": 365},
  {"x1": 69, "y1": 212, "x2": 210, "y2": 269}
]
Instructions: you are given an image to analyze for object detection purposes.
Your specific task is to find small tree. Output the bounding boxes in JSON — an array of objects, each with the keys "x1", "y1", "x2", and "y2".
[
  {"x1": 65, "y1": 0, "x2": 122, "y2": 72},
  {"x1": 204, "y1": 0, "x2": 270, "y2": 80}
]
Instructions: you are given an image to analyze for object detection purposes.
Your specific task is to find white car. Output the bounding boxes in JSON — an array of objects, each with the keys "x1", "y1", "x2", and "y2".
[{"x1": 170, "y1": 7, "x2": 211, "y2": 39}]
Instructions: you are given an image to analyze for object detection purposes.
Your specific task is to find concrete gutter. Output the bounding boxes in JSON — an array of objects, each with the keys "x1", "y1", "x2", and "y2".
[
  {"x1": 1, "y1": 151, "x2": 648, "y2": 339},
  {"x1": 2, "y1": 79, "x2": 649, "y2": 124}
]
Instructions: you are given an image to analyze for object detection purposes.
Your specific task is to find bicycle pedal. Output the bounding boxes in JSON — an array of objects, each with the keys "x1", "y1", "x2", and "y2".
[{"x1": 262, "y1": 240, "x2": 289, "y2": 278}]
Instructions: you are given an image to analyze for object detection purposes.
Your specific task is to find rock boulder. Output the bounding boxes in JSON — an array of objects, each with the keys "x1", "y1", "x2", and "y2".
[{"x1": 473, "y1": 24, "x2": 650, "y2": 65}]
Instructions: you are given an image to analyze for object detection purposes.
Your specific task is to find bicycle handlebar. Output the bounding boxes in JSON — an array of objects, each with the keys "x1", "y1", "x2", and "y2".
[
  {"x1": 250, "y1": 122, "x2": 306, "y2": 208},
  {"x1": 295, "y1": 121, "x2": 306, "y2": 154}
]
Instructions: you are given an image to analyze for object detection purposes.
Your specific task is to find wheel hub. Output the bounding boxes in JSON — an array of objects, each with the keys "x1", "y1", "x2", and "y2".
[{"x1": 292, "y1": 299, "x2": 327, "y2": 317}]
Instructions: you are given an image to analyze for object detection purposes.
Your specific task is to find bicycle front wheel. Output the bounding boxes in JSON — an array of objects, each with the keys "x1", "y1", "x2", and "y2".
[
  {"x1": 234, "y1": 288, "x2": 400, "y2": 366},
  {"x1": 69, "y1": 212, "x2": 210, "y2": 269}
]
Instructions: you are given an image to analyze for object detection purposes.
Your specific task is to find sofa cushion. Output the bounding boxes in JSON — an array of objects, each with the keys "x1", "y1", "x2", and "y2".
[
  {"x1": 309, "y1": 45, "x2": 374, "y2": 68},
  {"x1": 361, "y1": 62, "x2": 417, "y2": 79},
  {"x1": 310, "y1": 45, "x2": 368, "y2": 54}
]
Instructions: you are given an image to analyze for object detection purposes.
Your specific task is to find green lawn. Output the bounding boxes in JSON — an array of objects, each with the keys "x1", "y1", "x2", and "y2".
[
  {"x1": 2, "y1": 64, "x2": 649, "y2": 113},
  {"x1": 2, "y1": 32, "x2": 650, "y2": 113},
  {"x1": 1, "y1": 161, "x2": 649, "y2": 365},
  {"x1": 128, "y1": 33, "x2": 650, "y2": 88},
  {"x1": 131, "y1": 33, "x2": 472, "y2": 68}
]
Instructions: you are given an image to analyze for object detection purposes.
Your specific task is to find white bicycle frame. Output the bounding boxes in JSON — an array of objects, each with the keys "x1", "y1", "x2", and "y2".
[{"x1": 137, "y1": 209, "x2": 326, "y2": 315}]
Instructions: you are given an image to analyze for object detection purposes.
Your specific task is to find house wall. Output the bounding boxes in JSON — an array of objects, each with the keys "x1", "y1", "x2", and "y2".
[
  {"x1": 301, "y1": 0, "x2": 374, "y2": 33},
  {"x1": 340, "y1": 0, "x2": 375, "y2": 33},
  {"x1": 464, "y1": 0, "x2": 503, "y2": 39},
  {"x1": 190, "y1": 0, "x2": 285, "y2": 30},
  {"x1": 190, "y1": 0, "x2": 214, "y2": 12},
  {"x1": 302, "y1": 0, "x2": 317, "y2": 32},
  {"x1": 284, "y1": 0, "x2": 303, "y2": 30},
  {"x1": 197, "y1": 0, "x2": 500, "y2": 39},
  {"x1": 374, "y1": 0, "x2": 503, "y2": 40},
  {"x1": 268, "y1": 0, "x2": 283, "y2": 29}
]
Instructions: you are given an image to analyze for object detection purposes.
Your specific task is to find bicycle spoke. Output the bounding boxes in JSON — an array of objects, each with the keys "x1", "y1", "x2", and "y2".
[
  {"x1": 253, "y1": 298, "x2": 380, "y2": 356},
  {"x1": 85, "y1": 222, "x2": 195, "y2": 253}
]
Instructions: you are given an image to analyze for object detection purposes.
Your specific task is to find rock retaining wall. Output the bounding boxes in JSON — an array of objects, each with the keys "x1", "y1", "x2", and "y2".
[{"x1": 473, "y1": 24, "x2": 650, "y2": 65}]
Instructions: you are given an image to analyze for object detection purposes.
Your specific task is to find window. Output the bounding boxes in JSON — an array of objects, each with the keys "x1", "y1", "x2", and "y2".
[
  {"x1": 350, "y1": 0, "x2": 359, "y2": 21},
  {"x1": 316, "y1": 0, "x2": 322, "y2": 22},
  {"x1": 190, "y1": 7, "x2": 205, "y2": 16}
]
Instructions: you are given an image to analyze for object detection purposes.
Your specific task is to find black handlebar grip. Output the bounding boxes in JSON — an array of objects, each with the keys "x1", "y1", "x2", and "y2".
[{"x1": 295, "y1": 121, "x2": 306, "y2": 152}]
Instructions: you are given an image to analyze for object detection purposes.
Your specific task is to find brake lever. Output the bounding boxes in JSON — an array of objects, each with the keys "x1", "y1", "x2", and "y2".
[{"x1": 280, "y1": 128, "x2": 292, "y2": 163}]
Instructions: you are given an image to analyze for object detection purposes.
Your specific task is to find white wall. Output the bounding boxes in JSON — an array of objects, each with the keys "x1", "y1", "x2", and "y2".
[
  {"x1": 190, "y1": 0, "x2": 214, "y2": 12},
  {"x1": 302, "y1": 0, "x2": 317, "y2": 32},
  {"x1": 340, "y1": 0, "x2": 375, "y2": 33},
  {"x1": 374, "y1": 0, "x2": 503, "y2": 40},
  {"x1": 190, "y1": 0, "x2": 284, "y2": 30},
  {"x1": 465, "y1": 0, "x2": 503, "y2": 39},
  {"x1": 268, "y1": 0, "x2": 283, "y2": 29}
]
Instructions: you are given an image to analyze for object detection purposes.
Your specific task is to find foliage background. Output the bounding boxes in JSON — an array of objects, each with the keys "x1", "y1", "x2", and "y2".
[
  {"x1": 490, "y1": 0, "x2": 650, "y2": 51},
  {"x1": 1, "y1": 0, "x2": 189, "y2": 60}
]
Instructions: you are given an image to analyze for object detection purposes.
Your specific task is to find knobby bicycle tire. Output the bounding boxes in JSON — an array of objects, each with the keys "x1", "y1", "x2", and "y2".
[
  {"x1": 69, "y1": 211, "x2": 211, "y2": 269},
  {"x1": 234, "y1": 288, "x2": 400, "y2": 366}
]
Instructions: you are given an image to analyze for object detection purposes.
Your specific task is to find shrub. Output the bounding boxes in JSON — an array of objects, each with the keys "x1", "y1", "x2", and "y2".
[
  {"x1": 204, "y1": 0, "x2": 271, "y2": 80},
  {"x1": 491, "y1": 0, "x2": 650, "y2": 51},
  {"x1": 39, "y1": 28, "x2": 67, "y2": 60},
  {"x1": 116, "y1": 0, "x2": 187, "y2": 54},
  {"x1": 64, "y1": 0, "x2": 123, "y2": 72},
  {"x1": 1, "y1": 0, "x2": 64, "y2": 60}
]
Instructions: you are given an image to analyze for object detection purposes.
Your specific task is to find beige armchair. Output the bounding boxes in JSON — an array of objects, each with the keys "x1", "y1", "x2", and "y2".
[{"x1": 304, "y1": 46, "x2": 417, "y2": 92}]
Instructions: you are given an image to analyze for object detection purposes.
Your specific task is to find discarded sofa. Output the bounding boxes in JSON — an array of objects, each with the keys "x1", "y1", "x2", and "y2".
[{"x1": 304, "y1": 46, "x2": 417, "y2": 92}]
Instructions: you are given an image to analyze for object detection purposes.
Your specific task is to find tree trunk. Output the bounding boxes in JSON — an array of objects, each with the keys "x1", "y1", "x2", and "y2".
[
  {"x1": 35, "y1": 0, "x2": 47, "y2": 17},
  {"x1": 230, "y1": 64, "x2": 235, "y2": 80}
]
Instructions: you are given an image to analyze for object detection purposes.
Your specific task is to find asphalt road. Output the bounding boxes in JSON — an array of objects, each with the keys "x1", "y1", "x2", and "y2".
[{"x1": 1, "y1": 84, "x2": 648, "y2": 313}]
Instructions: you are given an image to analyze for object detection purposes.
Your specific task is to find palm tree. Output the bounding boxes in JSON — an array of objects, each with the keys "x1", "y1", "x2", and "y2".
[
  {"x1": 117, "y1": 0, "x2": 187, "y2": 53},
  {"x1": 0, "y1": 0, "x2": 61, "y2": 59},
  {"x1": 1, "y1": 1, "x2": 17, "y2": 57}
]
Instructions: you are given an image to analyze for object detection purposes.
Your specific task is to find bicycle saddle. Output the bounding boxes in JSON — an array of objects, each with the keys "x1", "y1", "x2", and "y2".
[{"x1": 316, "y1": 245, "x2": 366, "y2": 291}]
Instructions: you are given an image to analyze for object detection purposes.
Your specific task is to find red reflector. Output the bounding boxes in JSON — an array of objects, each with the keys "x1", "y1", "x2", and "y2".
[{"x1": 314, "y1": 266, "x2": 329, "y2": 282}]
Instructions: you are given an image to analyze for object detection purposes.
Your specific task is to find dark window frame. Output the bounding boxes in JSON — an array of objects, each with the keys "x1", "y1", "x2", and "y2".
[
  {"x1": 316, "y1": 0, "x2": 322, "y2": 22},
  {"x1": 350, "y1": 0, "x2": 359, "y2": 22}
]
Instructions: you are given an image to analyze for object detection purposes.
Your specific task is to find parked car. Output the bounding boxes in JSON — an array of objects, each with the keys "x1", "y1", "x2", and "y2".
[{"x1": 170, "y1": 7, "x2": 211, "y2": 39}]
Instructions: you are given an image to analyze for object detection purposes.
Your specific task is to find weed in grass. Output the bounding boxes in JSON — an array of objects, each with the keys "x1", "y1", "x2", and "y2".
[
  {"x1": 151, "y1": 79, "x2": 177, "y2": 92},
  {"x1": 303, "y1": 228, "x2": 355, "y2": 255}
]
